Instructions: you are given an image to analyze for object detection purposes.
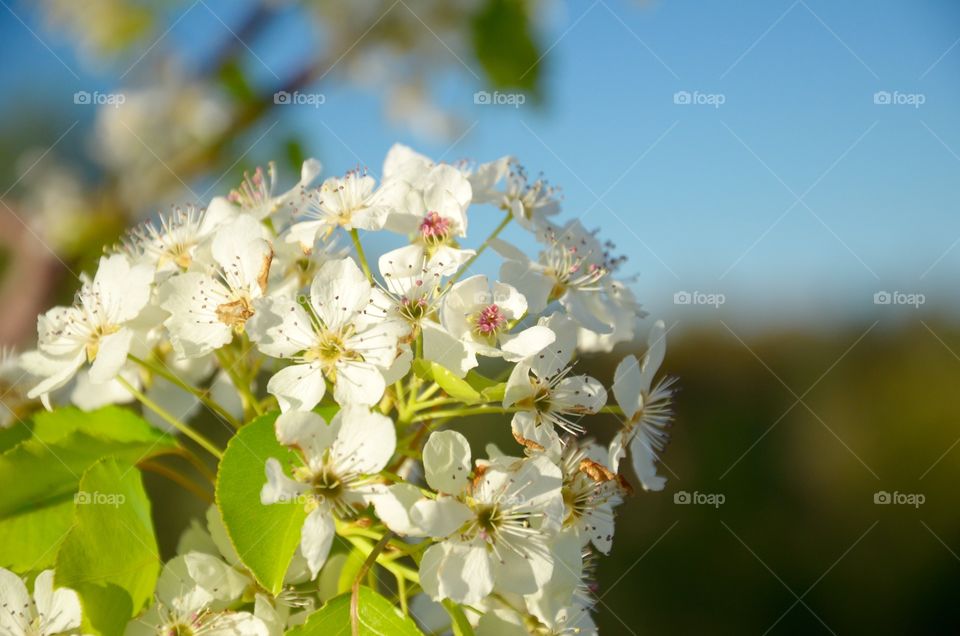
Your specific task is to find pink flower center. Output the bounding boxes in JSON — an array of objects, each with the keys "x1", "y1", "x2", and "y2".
[
  {"x1": 475, "y1": 304, "x2": 507, "y2": 336},
  {"x1": 419, "y1": 211, "x2": 451, "y2": 241}
]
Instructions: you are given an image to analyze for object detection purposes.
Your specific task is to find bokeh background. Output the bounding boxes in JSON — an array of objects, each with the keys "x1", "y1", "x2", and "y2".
[{"x1": 1, "y1": 0, "x2": 959, "y2": 633}]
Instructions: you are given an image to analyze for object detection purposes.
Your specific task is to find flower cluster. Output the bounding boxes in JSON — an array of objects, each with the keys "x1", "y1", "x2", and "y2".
[{"x1": 5, "y1": 144, "x2": 676, "y2": 635}]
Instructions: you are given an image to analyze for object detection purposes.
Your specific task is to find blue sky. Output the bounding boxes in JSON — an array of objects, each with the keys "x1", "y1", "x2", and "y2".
[{"x1": 2, "y1": 0, "x2": 959, "y2": 330}]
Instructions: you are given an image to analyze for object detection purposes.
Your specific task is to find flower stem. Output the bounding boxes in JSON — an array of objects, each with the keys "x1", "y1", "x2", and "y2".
[
  {"x1": 139, "y1": 460, "x2": 214, "y2": 503},
  {"x1": 129, "y1": 354, "x2": 241, "y2": 429},
  {"x1": 350, "y1": 229, "x2": 374, "y2": 284},
  {"x1": 447, "y1": 211, "x2": 512, "y2": 287},
  {"x1": 117, "y1": 376, "x2": 224, "y2": 460},
  {"x1": 409, "y1": 405, "x2": 521, "y2": 423},
  {"x1": 351, "y1": 531, "x2": 395, "y2": 636},
  {"x1": 214, "y1": 347, "x2": 262, "y2": 420}
]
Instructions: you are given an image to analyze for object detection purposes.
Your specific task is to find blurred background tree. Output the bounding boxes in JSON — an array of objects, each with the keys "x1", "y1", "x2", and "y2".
[{"x1": 2, "y1": 0, "x2": 959, "y2": 633}]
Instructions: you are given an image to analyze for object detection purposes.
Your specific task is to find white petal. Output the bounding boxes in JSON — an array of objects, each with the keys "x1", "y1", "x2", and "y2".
[
  {"x1": 300, "y1": 508, "x2": 335, "y2": 579},
  {"x1": 309, "y1": 258, "x2": 370, "y2": 331},
  {"x1": 639, "y1": 319, "x2": 667, "y2": 391},
  {"x1": 248, "y1": 298, "x2": 317, "y2": 359},
  {"x1": 212, "y1": 215, "x2": 272, "y2": 292},
  {"x1": 422, "y1": 430, "x2": 471, "y2": 495},
  {"x1": 499, "y1": 325, "x2": 555, "y2": 362},
  {"x1": 422, "y1": 321, "x2": 476, "y2": 379},
  {"x1": 0, "y1": 568, "x2": 32, "y2": 634},
  {"x1": 161, "y1": 273, "x2": 234, "y2": 358},
  {"x1": 499, "y1": 260, "x2": 552, "y2": 314},
  {"x1": 531, "y1": 312, "x2": 578, "y2": 378},
  {"x1": 330, "y1": 407, "x2": 396, "y2": 475},
  {"x1": 490, "y1": 281, "x2": 527, "y2": 319},
  {"x1": 612, "y1": 355, "x2": 643, "y2": 421},
  {"x1": 552, "y1": 374, "x2": 607, "y2": 414},
  {"x1": 181, "y1": 552, "x2": 249, "y2": 602},
  {"x1": 502, "y1": 362, "x2": 535, "y2": 409},
  {"x1": 88, "y1": 328, "x2": 134, "y2": 384},
  {"x1": 93, "y1": 254, "x2": 153, "y2": 323},
  {"x1": 274, "y1": 410, "x2": 336, "y2": 461},
  {"x1": 203, "y1": 611, "x2": 270, "y2": 636},
  {"x1": 419, "y1": 540, "x2": 493, "y2": 605},
  {"x1": 261, "y1": 458, "x2": 309, "y2": 505},
  {"x1": 332, "y1": 360, "x2": 385, "y2": 406},
  {"x1": 370, "y1": 483, "x2": 428, "y2": 536},
  {"x1": 379, "y1": 345, "x2": 412, "y2": 385},
  {"x1": 629, "y1": 428, "x2": 667, "y2": 491},
  {"x1": 25, "y1": 350, "x2": 85, "y2": 403},
  {"x1": 267, "y1": 363, "x2": 326, "y2": 413},
  {"x1": 300, "y1": 158, "x2": 323, "y2": 185},
  {"x1": 510, "y1": 411, "x2": 562, "y2": 460},
  {"x1": 409, "y1": 497, "x2": 474, "y2": 538}
]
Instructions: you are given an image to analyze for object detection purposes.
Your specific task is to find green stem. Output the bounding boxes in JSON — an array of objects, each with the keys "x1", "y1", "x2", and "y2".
[
  {"x1": 350, "y1": 229, "x2": 374, "y2": 284},
  {"x1": 599, "y1": 405, "x2": 625, "y2": 415},
  {"x1": 130, "y1": 355, "x2": 241, "y2": 429},
  {"x1": 140, "y1": 460, "x2": 214, "y2": 504},
  {"x1": 447, "y1": 211, "x2": 512, "y2": 287},
  {"x1": 214, "y1": 348, "x2": 262, "y2": 420},
  {"x1": 409, "y1": 405, "x2": 520, "y2": 423},
  {"x1": 117, "y1": 376, "x2": 224, "y2": 460}
]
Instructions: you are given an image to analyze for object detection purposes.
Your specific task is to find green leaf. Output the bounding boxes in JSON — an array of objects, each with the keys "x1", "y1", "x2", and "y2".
[
  {"x1": 465, "y1": 371, "x2": 506, "y2": 403},
  {"x1": 0, "y1": 407, "x2": 176, "y2": 573},
  {"x1": 471, "y1": 0, "x2": 543, "y2": 95},
  {"x1": 443, "y1": 599, "x2": 477, "y2": 636},
  {"x1": 288, "y1": 587, "x2": 424, "y2": 636},
  {"x1": 412, "y1": 360, "x2": 484, "y2": 405},
  {"x1": 56, "y1": 459, "x2": 160, "y2": 636},
  {"x1": 216, "y1": 411, "x2": 309, "y2": 595}
]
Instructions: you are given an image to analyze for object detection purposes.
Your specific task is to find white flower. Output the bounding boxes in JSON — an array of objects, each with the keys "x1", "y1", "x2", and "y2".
[
  {"x1": 260, "y1": 408, "x2": 396, "y2": 578},
  {"x1": 0, "y1": 568, "x2": 82, "y2": 636},
  {"x1": 504, "y1": 313, "x2": 606, "y2": 457},
  {"x1": 285, "y1": 171, "x2": 400, "y2": 249},
  {"x1": 375, "y1": 249, "x2": 448, "y2": 339},
  {"x1": 469, "y1": 157, "x2": 561, "y2": 230},
  {"x1": 212, "y1": 159, "x2": 322, "y2": 223},
  {"x1": 161, "y1": 215, "x2": 273, "y2": 358},
  {"x1": 494, "y1": 220, "x2": 634, "y2": 335},
  {"x1": 423, "y1": 275, "x2": 555, "y2": 378},
  {"x1": 557, "y1": 440, "x2": 625, "y2": 554},
  {"x1": 610, "y1": 320, "x2": 676, "y2": 491},
  {"x1": 125, "y1": 552, "x2": 268, "y2": 636},
  {"x1": 120, "y1": 203, "x2": 235, "y2": 275},
  {"x1": 382, "y1": 164, "x2": 475, "y2": 276},
  {"x1": 381, "y1": 431, "x2": 564, "y2": 605},
  {"x1": 249, "y1": 257, "x2": 403, "y2": 410},
  {"x1": 381, "y1": 143, "x2": 435, "y2": 189},
  {"x1": 24, "y1": 254, "x2": 153, "y2": 408}
]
